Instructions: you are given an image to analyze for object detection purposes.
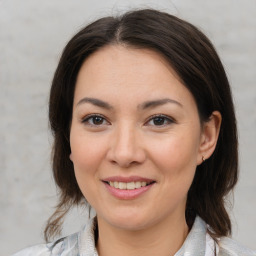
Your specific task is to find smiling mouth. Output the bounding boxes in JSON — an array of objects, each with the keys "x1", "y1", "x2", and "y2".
[{"x1": 104, "y1": 181, "x2": 155, "y2": 190}]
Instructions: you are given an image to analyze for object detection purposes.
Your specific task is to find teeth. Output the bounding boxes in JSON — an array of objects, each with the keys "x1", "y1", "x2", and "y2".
[
  {"x1": 135, "y1": 181, "x2": 141, "y2": 189},
  {"x1": 127, "y1": 182, "x2": 135, "y2": 190},
  {"x1": 141, "y1": 181, "x2": 147, "y2": 187},
  {"x1": 119, "y1": 182, "x2": 127, "y2": 189},
  {"x1": 108, "y1": 181, "x2": 151, "y2": 190}
]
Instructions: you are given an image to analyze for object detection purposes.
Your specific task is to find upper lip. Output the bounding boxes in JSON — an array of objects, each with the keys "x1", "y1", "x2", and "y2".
[{"x1": 102, "y1": 176, "x2": 155, "y2": 183}]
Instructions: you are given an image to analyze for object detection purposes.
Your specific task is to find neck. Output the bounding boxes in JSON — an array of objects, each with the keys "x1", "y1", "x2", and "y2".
[{"x1": 96, "y1": 214, "x2": 189, "y2": 256}]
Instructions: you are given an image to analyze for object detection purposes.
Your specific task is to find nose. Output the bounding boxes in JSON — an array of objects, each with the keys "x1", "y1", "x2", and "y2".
[{"x1": 106, "y1": 124, "x2": 146, "y2": 168}]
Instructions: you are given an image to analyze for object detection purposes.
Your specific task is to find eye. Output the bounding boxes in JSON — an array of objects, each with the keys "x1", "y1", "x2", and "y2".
[
  {"x1": 82, "y1": 114, "x2": 109, "y2": 126},
  {"x1": 146, "y1": 115, "x2": 175, "y2": 127}
]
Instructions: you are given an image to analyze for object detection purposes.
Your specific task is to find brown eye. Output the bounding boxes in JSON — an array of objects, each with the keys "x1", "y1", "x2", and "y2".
[
  {"x1": 146, "y1": 115, "x2": 175, "y2": 127},
  {"x1": 152, "y1": 116, "x2": 166, "y2": 126},
  {"x1": 92, "y1": 116, "x2": 104, "y2": 125},
  {"x1": 82, "y1": 115, "x2": 109, "y2": 126}
]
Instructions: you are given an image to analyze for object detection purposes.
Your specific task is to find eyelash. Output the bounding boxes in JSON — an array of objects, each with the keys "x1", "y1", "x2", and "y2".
[
  {"x1": 81, "y1": 114, "x2": 176, "y2": 127},
  {"x1": 82, "y1": 114, "x2": 110, "y2": 126},
  {"x1": 145, "y1": 114, "x2": 176, "y2": 127}
]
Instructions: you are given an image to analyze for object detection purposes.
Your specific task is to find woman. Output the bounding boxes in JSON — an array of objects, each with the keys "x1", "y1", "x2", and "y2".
[{"x1": 14, "y1": 9, "x2": 255, "y2": 256}]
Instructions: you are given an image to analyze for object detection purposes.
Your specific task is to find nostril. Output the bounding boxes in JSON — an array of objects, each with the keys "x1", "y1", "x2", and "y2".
[
  {"x1": 106, "y1": 134, "x2": 146, "y2": 167},
  {"x1": 109, "y1": 157, "x2": 141, "y2": 168}
]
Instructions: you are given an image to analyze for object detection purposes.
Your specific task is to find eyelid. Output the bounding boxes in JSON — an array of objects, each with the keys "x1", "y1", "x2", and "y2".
[
  {"x1": 145, "y1": 114, "x2": 176, "y2": 126},
  {"x1": 80, "y1": 113, "x2": 176, "y2": 127},
  {"x1": 81, "y1": 113, "x2": 110, "y2": 125}
]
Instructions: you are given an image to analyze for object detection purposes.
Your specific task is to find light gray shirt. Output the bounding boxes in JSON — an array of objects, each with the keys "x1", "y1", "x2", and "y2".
[{"x1": 13, "y1": 216, "x2": 256, "y2": 256}]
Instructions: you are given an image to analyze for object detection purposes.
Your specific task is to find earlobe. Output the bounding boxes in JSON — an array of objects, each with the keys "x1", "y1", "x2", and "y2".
[
  {"x1": 197, "y1": 111, "x2": 222, "y2": 165},
  {"x1": 69, "y1": 153, "x2": 73, "y2": 162}
]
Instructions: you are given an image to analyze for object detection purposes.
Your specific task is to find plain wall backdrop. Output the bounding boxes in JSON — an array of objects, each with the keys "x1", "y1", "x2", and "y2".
[{"x1": 0, "y1": 0, "x2": 255, "y2": 255}]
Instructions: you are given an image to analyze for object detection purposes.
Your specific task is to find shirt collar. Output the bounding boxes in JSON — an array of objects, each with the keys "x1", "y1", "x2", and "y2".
[{"x1": 78, "y1": 216, "x2": 207, "y2": 256}]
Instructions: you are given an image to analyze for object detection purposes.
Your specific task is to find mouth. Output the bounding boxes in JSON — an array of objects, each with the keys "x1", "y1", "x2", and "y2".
[
  {"x1": 102, "y1": 176, "x2": 156, "y2": 199},
  {"x1": 103, "y1": 180, "x2": 156, "y2": 190}
]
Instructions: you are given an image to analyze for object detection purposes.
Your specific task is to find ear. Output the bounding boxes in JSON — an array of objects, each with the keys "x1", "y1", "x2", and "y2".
[
  {"x1": 197, "y1": 111, "x2": 222, "y2": 165},
  {"x1": 69, "y1": 153, "x2": 73, "y2": 162}
]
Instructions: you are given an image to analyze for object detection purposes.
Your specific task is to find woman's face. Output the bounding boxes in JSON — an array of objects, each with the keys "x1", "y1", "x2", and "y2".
[{"x1": 70, "y1": 45, "x2": 205, "y2": 231}]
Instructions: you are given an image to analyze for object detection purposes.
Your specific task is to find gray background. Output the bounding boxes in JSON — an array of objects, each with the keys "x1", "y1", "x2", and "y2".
[{"x1": 0, "y1": 0, "x2": 255, "y2": 255}]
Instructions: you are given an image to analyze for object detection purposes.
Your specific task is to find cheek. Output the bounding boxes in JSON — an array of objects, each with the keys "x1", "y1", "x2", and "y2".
[
  {"x1": 70, "y1": 137, "x2": 104, "y2": 204},
  {"x1": 70, "y1": 128, "x2": 104, "y2": 165},
  {"x1": 148, "y1": 133, "x2": 200, "y2": 177},
  {"x1": 70, "y1": 131, "x2": 106, "y2": 186},
  {"x1": 72, "y1": 144, "x2": 100, "y2": 170},
  {"x1": 149, "y1": 136, "x2": 199, "y2": 206}
]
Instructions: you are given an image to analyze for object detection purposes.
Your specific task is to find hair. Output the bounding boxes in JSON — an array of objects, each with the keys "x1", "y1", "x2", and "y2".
[{"x1": 45, "y1": 8, "x2": 238, "y2": 242}]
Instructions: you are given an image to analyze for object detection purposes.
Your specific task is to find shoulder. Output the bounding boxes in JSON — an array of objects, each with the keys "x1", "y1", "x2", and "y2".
[
  {"x1": 12, "y1": 243, "x2": 52, "y2": 256},
  {"x1": 12, "y1": 218, "x2": 97, "y2": 256},
  {"x1": 12, "y1": 232, "x2": 79, "y2": 256},
  {"x1": 218, "y1": 236, "x2": 256, "y2": 256}
]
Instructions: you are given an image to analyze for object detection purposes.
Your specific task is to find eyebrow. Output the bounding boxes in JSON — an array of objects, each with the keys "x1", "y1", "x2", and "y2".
[
  {"x1": 138, "y1": 98, "x2": 183, "y2": 109},
  {"x1": 76, "y1": 97, "x2": 182, "y2": 110},
  {"x1": 76, "y1": 97, "x2": 113, "y2": 110}
]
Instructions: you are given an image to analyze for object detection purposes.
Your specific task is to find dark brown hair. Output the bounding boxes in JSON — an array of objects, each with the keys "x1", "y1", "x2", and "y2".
[{"x1": 45, "y1": 9, "x2": 238, "y2": 242}]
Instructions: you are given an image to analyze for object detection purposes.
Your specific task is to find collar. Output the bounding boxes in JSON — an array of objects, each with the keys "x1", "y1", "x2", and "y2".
[{"x1": 78, "y1": 216, "x2": 209, "y2": 256}]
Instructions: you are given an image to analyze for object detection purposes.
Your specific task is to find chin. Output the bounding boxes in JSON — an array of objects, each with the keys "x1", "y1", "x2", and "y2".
[
  {"x1": 110, "y1": 218, "x2": 150, "y2": 231},
  {"x1": 98, "y1": 208, "x2": 157, "y2": 231}
]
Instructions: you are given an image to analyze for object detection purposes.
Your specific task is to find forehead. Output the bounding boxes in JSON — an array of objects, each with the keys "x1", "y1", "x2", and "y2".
[
  {"x1": 78, "y1": 45, "x2": 181, "y2": 83},
  {"x1": 74, "y1": 45, "x2": 195, "y2": 109}
]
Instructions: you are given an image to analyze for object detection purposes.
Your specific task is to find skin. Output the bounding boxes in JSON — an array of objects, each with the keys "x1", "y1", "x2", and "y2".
[{"x1": 69, "y1": 45, "x2": 221, "y2": 256}]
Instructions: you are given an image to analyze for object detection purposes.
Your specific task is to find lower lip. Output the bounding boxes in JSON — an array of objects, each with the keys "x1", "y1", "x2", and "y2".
[{"x1": 103, "y1": 182, "x2": 155, "y2": 200}]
